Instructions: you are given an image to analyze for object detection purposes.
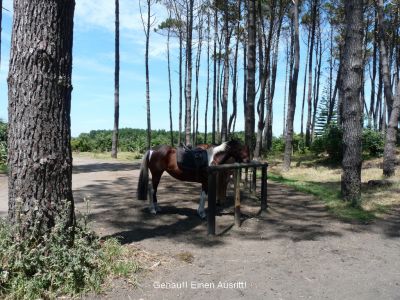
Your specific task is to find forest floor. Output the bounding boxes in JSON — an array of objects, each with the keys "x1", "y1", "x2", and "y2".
[{"x1": 0, "y1": 156, "x2": 400, "y2": 299}]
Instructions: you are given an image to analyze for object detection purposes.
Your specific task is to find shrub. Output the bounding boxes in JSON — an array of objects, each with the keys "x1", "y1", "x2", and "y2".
[
  {"x1": 362, "y1": 129, "x2": 384, "y2": 157},
  {"x1": 271, "y1": 136, "x2": 285, "y2": 153},
  {"x1": 0, "y1": 122, "x2": 7, "y2": 166},
  {"x1": 310, "y1": 124, "x2": 343, "y2": 161},
  {"x1": 0, "y1": 217, "x2": 140, "y2": 299}
]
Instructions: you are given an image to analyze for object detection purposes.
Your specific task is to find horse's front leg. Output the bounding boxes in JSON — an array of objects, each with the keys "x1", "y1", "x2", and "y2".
[{"x1": 197, "y1": 189, "x2": 207, "y2": 219}]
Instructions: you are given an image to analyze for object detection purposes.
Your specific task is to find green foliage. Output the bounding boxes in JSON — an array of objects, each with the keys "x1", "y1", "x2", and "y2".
[
  {"x1": 0, "y1": 218, "x2": 140, "y2": 299},
  {"x1": 271, "y1": 136, "x2": 285, "y2": 153},
  {"x1": 71, "y1": 128, "x2": 246, "y2": 153},
  {"x1": 0, "y1": 121, "x2": 7, "y2": 170},
  {"x1": 311, "y1": 124, "x2": 343, "y2": 161},
  {"x1": 311, "y1": 125, "x2": 385, "y2": 160},
  {"x1": 362, "y1": 129, "x2": 385, "y2": 157},
  {"x1": 269, "y1": 134, "x2": 306, "y2": 155}
]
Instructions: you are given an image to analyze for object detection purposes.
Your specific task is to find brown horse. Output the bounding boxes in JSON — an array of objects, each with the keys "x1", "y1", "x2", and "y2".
[{"x1": 136, "y1": 140, "x2": 250, "y2": 218}]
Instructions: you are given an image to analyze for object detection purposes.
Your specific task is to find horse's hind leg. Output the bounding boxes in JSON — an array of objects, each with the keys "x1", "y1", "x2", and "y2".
[{"x1": 149, "y1": 171, "x2": 163, "y2": 214}]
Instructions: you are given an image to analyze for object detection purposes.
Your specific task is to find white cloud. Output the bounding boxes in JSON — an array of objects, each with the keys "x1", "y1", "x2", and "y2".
[{"x1": 75, "y1": 0, "x2": 165, "y2": 32}]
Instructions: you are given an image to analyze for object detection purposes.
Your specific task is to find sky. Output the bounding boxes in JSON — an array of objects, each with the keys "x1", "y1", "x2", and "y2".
[{"x1": 0, "y1": 0, "x2": 337, "y2": 138}]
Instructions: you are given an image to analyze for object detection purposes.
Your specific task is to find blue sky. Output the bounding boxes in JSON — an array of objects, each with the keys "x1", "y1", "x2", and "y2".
[{"x1": 0, "y1": 0, "x2": 336, "y2": 138}]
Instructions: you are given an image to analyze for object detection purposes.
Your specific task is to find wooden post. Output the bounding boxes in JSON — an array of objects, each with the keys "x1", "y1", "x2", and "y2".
[
  {"x1": 252, "y1": 167, "x2": 257, "y2": 195},
  {"x1": 261, "y1": 166, "x2": 267, "y2": 211},
  {"x1": 207, "y1": 172, "x2": 217, "y2": 235},
  {"x1": 234, "y1": 169, "x2": 241, "y2": 227}
]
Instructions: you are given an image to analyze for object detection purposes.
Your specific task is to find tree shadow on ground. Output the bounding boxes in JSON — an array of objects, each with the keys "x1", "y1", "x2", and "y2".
[
  {"x1": 72, "y1": 161, "x2": 399, "y2": 248},
  {"x1": 73, "y1": 162, "x2": 141, "y2": 174}
]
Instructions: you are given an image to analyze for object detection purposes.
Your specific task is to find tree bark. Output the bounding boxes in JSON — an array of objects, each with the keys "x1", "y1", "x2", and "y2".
[
  {"x1": 283, "y1": 0, "x2": 300, "y2": 171},
  {"x1": 383, "y1": 75, "x2": 400, "y2": 177},
  {"x1": 340, "y1": 0, "x2": 364, "y2": 204},
  {"x1": 8, "y1": 0, "x2": 75, "y2": 236},
  {"x1": 111, "y1": 0, "x2": 120, "y2": 158}
]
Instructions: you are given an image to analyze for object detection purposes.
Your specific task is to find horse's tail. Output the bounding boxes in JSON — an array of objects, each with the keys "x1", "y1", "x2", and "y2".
[{"x1": 137, "y1": 150, "x2": 150, "y2": 200}]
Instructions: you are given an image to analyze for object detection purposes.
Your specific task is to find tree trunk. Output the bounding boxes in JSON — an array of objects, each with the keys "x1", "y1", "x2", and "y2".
[
  {"x1": 167, "y1": 12, "x2": 173, "y2": 146},
  {"x1": 221, "y1": 1, "x2": 230, "y2": 143},
  {"x1": 254, "y1": 0, "x2": 267, "y2": 159},
  {"x1": 212, "y1": 5, "x2": 218, "y2": 144},
  {"x1": 283, "y1": 36, "x2": 290, "y2": 136},
  {"x1": 205, "y1": 10, "x2": 211, "y2": 144},
  {"x1": 185, "y1": 0, "x2": 194, "y2": 145},
  {"x1": 283, "y1": 0, "x2": 300, "y2": 171},
  {"x1": 111, "y1": 0, "x2": 120, "y2": 158},
  {"x1": 193, "y1": 19, "x2": 202, "y2": 145},
  {"x1": 378, "y1": 0, "x2": 400, "y2": 177},
  {"x1": 178, "y1": 33, "x2": 183, "y2": 145},
  {"x1": 305, "y1": 0, "x2": 318, "y2": 147},
  {"x1": 245, "y1": 0, "x2": 256, "y2": 157},
  {"x1": 376, "y1": 0, "x2": 394, "y2": 119},
  {"x1": 8, "y1": 0, "x2": 75, "y2": 236},
  {"x1": 300, "y1": 28, "x2": 310, "y2": 136},
  {"x1": 368, "y1": 11, "x2": 378, "y2": 129},
  {"x1": 311, "y1": 17, "x2": 322, "y2": 140},
  {"x1": 265, "y1": 4, "x2": 283, "y2": 150},
  {"x1": 340, "y1": 0, "x2": 364, "y2": 204},
  {"x1": 383, "y1": 76, "x2": 400, "y2": 177},
  {"x1": 228, "y1": 0, "x2": 241, "y2": 136},
  {"x1": 143, "y1": 0, "x2": 152, "y2": 150}
]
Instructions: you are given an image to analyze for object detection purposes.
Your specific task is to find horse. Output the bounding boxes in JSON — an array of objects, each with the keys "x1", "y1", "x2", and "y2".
[{"x1": 136, "y1": 140, "x2": 250, "y2": 218}]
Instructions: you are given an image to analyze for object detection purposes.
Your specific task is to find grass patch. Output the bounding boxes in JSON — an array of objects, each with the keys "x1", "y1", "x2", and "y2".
[
  {"x1": 0, "y1": 218, "x2": 141, "y2": 299},
  {"x1": 175, "y1": 251, "x2": 194, "y2": 264},
  {"x1": 0, "y1": 163, "x2": 6, "y2": 174},
  {"x1": 267, "y1": 173, "x2": 376, "y2": 222},
  {"x1": 265, "y1": 151, "x2": 400, "y2": 222},
  {"x1": 73, "y1": 151, "x2": 143, "y2": 161}
]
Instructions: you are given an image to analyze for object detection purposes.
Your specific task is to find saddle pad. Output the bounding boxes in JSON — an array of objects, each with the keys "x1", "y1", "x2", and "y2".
[{"x1": 176, "y1": 147, "x2": 208, "y2": 171}]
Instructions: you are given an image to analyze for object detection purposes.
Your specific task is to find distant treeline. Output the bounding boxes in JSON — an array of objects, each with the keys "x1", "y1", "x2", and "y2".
[
  {"x1": 0, "y1": 123, "x2": 394, "y2": 164},
  {"x1": 71, "y1": 126, "x2": 394, "y2": 162},
  {"x1": 71, "y1": 128, "x2": 246, "y2": 154}
]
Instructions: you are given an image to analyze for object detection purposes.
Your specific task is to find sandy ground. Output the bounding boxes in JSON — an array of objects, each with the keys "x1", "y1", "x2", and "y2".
[{"x1": 1, "y1": 157, "x2": 400, "y2": 300}]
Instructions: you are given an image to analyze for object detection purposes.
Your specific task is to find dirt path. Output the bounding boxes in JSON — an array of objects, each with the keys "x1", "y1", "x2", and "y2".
[{"x1": 1, "y1": 157, "x2": 399, "y2": 299}]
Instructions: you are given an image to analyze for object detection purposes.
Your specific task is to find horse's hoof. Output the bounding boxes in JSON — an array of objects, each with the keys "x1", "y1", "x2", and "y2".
[
  {"x1": 149, "y1": 208, "x2": 157, "y2": 215},
  {"x1": 197, "y1": 210, "x2": 207, "y2": 220},
  {"x1": 155, "y1": 205, "x2": 162, "y2": 213}
]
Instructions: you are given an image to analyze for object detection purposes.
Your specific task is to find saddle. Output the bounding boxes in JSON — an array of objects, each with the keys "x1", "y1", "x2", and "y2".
[{"x1": 176, "y1": 144, "x2": 208, "y2": 172}]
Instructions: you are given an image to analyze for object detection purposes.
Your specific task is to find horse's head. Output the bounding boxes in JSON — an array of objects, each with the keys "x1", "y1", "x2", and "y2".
[{"x1": 226, "y1": 140, "x2": 250, "y2": 163}]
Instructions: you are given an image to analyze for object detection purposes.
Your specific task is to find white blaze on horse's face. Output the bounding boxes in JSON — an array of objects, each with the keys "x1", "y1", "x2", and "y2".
[{"x1": 206, "y1": 142, "x2": 227, "y2": 166}]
